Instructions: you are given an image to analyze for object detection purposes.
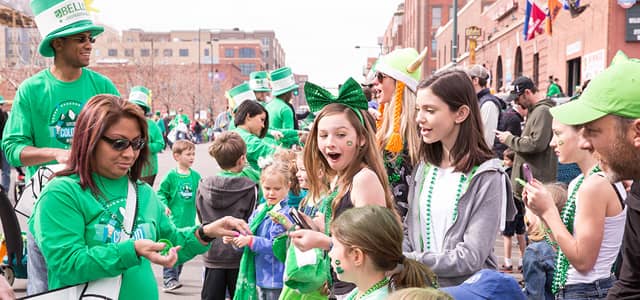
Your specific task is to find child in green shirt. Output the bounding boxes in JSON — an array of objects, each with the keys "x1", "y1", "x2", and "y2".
[{"x1": 156, "y1": 140, "x2": 201, "y2": 291}]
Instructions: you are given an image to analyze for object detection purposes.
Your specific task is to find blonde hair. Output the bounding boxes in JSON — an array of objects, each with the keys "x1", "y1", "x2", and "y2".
[
  {"x1": 526, "y1": 183, "x2": 567, "y2": 242},
  {"x1": 273, "y1": 149, "x2": 300, "y2": 195},
  {"x1": 376, "y1": 84, "x2": 420, "y2": 165},
  {"x1": 260, "y1": 159, "x2": 291, "y2": 187},
  {"x1": 387, "y1": 288, "x2": 453, "y2": 300},
  {"x1": 296, "y1": 150, "x2": 326, "y2": 208}
]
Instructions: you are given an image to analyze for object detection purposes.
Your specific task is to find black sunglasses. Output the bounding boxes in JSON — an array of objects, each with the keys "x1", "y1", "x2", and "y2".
[
  {"x1": 63, "y1": 35, "x2": 96, "y2": 44},
  {"x1": 101, "y1": 136, "x2": 145, "y2": 151}
]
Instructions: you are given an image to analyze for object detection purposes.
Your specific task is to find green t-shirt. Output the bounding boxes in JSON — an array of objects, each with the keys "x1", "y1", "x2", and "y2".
[
  {"x1": 233, "y1": 127, "x2": 276, "y2": 171},
  {"x1": 157, "y1": 168, "x2": 201, "y2": 227},
  {"x1": 142, "y1": 118, "x2": 165, "y2": 177},
  {"x1": 29, "y1": 174, "x2": 209, "y2": 300},
  {"x1": 1, "y1": 68, "x2": 119, "y2": 179}
]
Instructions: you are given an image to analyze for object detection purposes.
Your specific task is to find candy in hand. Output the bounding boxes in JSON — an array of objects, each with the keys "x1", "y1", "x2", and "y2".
[{"x1": 158, "y1": 239, "x2": 173, "y2": 256}]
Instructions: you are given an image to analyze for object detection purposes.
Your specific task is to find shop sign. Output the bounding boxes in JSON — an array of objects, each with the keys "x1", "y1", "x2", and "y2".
[{"x1": 626, "y1": 4, "x2": 640, "y2": 42}]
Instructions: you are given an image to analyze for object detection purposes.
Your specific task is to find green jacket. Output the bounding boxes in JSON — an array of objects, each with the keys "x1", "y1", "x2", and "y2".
[
  {"x1": 1, "y1": 68, "x2": 119, "y2": 179},
  {"x1": 233, "y1": 127, "x2": 276, "y2": 171},
  {"x1": 30, "y1": 174, "x2": 209, "y2": 300},
  {"x1": 157, "y1": 168, "x2": 201, "y2": 227},
  {"x1": 265, "y1": 98, "x2": 299, "y2": 148},
  {"x1": 143, "y1": 118, "x2": 165, "y2": 177},
  {"x1": 504, "y1": 98, "x2": 558, "y2": 198}
]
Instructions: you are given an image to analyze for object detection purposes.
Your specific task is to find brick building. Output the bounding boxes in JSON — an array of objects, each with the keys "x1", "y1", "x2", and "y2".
[{"x1": 435, "y1": 0, "x2": 640, "y2": 96}]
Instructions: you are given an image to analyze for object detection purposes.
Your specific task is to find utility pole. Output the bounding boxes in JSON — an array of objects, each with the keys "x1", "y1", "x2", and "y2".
[{"x1": 452, "y1": 0, "x2": 458, "y2": 64}]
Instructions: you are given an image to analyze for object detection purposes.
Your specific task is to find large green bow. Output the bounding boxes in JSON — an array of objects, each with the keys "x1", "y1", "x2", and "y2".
[{"x1": 304, "y1": 77, "x2": 368, "y2": 123}]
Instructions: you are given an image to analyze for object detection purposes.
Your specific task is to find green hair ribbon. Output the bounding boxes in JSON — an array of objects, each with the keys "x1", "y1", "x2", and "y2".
[{"x1": 304, "y1": 77, "x2": 368, "y2": 124}]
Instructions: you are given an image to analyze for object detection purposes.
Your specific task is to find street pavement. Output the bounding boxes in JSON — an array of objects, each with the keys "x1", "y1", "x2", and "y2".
[{"x1": 7, "y1": 141, "x2": 522, "y2": 299}]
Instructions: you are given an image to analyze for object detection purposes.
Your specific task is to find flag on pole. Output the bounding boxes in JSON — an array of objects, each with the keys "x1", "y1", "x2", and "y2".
[
  {"x1": 524, "y1": 0, "x2": 547, "y2": 41},
  {"x1": 546, "y1": 0, "x2": 563, "y2": 35}
]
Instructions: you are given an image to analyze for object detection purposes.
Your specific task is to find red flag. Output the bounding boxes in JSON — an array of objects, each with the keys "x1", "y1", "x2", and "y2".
[
  {"x1": 524, "y1": 0, "x2": 546, "y2": 41},
  {"x1": 546, "y1": 0, "x2": 563, "y2": 35}
]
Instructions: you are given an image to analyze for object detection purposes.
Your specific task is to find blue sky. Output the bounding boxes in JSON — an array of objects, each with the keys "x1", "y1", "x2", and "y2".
[{"x1": 93, "y1": 0, "x2": 401, "y2": 89}]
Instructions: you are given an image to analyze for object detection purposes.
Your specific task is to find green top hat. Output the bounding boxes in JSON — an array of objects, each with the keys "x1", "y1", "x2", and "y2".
[
  {"x1": 375, "y1": 47, "x2": 428, "y2": 92},
  {"x1": 551, "y1": 51, "x2": 640, "y2": 125},
  {"x1": 31, "y1": 0, "x2": 104, "y2": 57},
  {"x1": 128, "y1": 85, "x2": 151, "y2": 113},
  {"x1": 270, "y1": 67, "x2": 299, "y2": 97},
  {"x1": 249, "y1": 71, "x2": 271, "y2": 92},
  {"x1": 227, "y1": 82, "x2": 256, "y2": 109}
]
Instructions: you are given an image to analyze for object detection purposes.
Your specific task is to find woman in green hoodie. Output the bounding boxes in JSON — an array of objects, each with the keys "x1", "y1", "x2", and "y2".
[{"x1": 30, "y1": 95, "x2": 250, "y2": 300}]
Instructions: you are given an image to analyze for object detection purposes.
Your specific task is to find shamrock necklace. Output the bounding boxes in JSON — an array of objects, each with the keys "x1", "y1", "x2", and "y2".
[
  {"x1": 346, "y1": 277, "x2": 390, "y2": 300},
  {"x1": 551, "y1": 165, "x2": 601, "y2": 294},
  {"x1": 418, "y1": 164, "x2": 478, "y2": 251}
]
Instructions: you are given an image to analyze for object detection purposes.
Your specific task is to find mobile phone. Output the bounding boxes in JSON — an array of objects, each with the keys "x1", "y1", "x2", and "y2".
[
  {"x1": 522, "y1": 163, "x2": 533, "y2": 183},
  {"x1": 289, "y1": 209, "x2": 311, "y2": 230}
]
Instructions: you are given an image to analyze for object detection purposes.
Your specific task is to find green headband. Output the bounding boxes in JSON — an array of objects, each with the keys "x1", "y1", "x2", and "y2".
[{"x1": 305, "y1": 77, "x2": 368, "y2": 123}]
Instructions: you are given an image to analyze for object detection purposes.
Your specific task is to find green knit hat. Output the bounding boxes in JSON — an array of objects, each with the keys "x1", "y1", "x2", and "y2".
[
  {"x1": 128, "y1": 85, "x2": 151, "y2": 113},
  {"x1": 249, "y1": 71, "x2": 271, "y2": 92},
  {"x1": 551, "y1": 51, "x2": 640, "y2": 125},
  {"x1": 227, "y1": 82, "x2": 256, "y2": 109},
  {"x1": 375, "y1": 47, "x2": 428, "y2": 92},
  {"x1": 31, "y1": 0, "x2": 104, "y2": 57},
  {"x1": 270, "y1": 67, "x2": 299, "y2": 97}
]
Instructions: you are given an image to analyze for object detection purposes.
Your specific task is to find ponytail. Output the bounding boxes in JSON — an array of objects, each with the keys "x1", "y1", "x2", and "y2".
[{"x1": 390, "y1": 256, "x2": 438, "y2": 290}]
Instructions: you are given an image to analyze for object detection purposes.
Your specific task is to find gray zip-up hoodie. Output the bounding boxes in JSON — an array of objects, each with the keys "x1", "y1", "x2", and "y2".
[
  {"x1": 403, "y1": 158, "x2": 516, "y2": 287},
  {"x1": 196, "y1": 175, "x2": 257, "y2": 269}
]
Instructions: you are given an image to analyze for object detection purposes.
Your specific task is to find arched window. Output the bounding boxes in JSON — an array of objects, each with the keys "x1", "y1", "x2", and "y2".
[
  {"x1": 496, "y1": 56, "x2": 503, "y2": 91},
  {"x1": 515, "y1": 47, "x2": 523, "y2": 78}
]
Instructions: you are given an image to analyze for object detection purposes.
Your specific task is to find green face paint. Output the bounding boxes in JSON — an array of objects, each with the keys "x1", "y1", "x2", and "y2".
[{"x1": 346, "y1": 141, "x2": 353, "y2": 147}]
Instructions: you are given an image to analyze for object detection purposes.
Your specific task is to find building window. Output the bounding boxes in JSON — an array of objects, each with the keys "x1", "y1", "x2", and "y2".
[
  {"x1": 239, "y1": 48, "x2": 256, "y2": 58},
  {"x1": 261, "y1": 37, "x2": 270, "y2": 46},
  {"x1": 225, "y1": 48, "x2": 234, "y2": 58},
  {"x1": 163, "y1": 49, "x2": 173, "y2": 57},
  {"x1": 239, "y1": 63, "x2": 256, "y2": 76},
  {"x1": 431, "y1": 38, "x2": 437, "y2": 58},
  {"x1": 533, "y1": 53, "x2": 540, "y2": 87},
  {"x1": 179, "y1": 48, "x2": 189, "y2": 57},
  {"x1": 124, "y1": 48, "x2": 134, "y2": 57},
  {"x1": 108, "y1": 49, "x2": 118, "y2": 57},
  {"x1": 432, "y1": 6, "x2": 442, "y2": 28},
  {"x1": 449, "y1": 5, "x2": 454, "y2": 21},
  {"x1": 140, "y1": 49, "x2": 150, "y2": 57},
  {"x1": 204, "y1": 48, "x2": 210, "y2": 57}
]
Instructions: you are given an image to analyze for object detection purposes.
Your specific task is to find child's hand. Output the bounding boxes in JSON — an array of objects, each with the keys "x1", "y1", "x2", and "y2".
[
  {"x1": 268, "y1": 211, "x2": 292, "y2": 229},
  {"x1": 165, "y1": 207, "x2": 172, "y2": 216},
  {"x1": 222, "y1": 236, "x2": 234, "y2": 244},
  {"x1": 233, "y1": 235, "x2": 253, "y2": 248}
]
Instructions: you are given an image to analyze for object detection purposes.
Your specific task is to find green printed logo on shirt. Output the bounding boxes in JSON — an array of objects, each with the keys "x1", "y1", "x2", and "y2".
[
  {"x1": 48, "y1": 100, "x2": 82, "y2": 145},
  {"x1": 179, "y1": 182, "x2": 193, "y2": 200}
]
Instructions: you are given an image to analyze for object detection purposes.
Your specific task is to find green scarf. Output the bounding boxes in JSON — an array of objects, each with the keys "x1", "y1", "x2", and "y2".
[{"x1": 233, "y1": 202, "x2": 279, "y2": 300}]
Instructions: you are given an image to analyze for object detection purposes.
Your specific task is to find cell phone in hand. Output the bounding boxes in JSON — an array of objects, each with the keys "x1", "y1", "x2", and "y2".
[
  {"x1": 289, "y1": 209, "x2": 312, "y2": 230},
  {"x1": 522, "y1": 163, "x2": 533, "y2": 183}
]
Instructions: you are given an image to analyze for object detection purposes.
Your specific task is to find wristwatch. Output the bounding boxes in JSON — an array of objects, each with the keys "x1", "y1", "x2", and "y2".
[{"x1": 198, "y1": 222, "x2": 216, "y2": 243}]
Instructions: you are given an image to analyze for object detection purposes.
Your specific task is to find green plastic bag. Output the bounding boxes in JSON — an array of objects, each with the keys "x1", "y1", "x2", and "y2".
[
  {"x1": 283, "y1": 244, "x2": 329, "y2": 294},
  {"x1": 273, "y1": 234, "x2": 288, "y2": 262}
]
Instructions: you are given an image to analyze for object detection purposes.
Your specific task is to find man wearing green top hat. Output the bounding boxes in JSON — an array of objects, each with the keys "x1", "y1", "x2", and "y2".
[
  {"x1": 266, "y1": 67, "x2": 300, "y2": 148},
  {"x1": 0, "y1": 0, "x2": 119, "y2": 295},
  {"x1": 542, "y1": 51, "x2": 640, "y2": 299},
  {"x1": 129, "y1": 86, "x2": 165, "y2": 186},
  {"x1": 250, "y1": 71, "x2": 271, "y2": 104}
]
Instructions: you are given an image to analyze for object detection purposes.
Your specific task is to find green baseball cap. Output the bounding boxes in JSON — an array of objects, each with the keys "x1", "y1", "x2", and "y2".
[{"x1": 550, "y1": 51, "x2": 640, "y2": 125}]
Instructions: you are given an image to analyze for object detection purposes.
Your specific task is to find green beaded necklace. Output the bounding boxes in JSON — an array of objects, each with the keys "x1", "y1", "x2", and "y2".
[
  {"x1": 551, "y1": 165, "x2": 601, "y2": 294},
  {"x1": 346, "y1": 277, "x2": 390, "y2": 300},
  {"x1": 418, "y1": 164, "x2": 478, "y2": 252}
]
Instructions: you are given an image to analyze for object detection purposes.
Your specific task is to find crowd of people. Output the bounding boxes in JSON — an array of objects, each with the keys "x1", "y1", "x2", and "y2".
[{"x1": 2, "y1": 2, "x2": 640, "y2": 300}]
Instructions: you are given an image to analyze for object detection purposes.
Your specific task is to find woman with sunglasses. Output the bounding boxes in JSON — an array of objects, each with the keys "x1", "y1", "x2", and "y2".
[
  {"x1": 372, "y1": 48, "x2": 427, "y2": 219},
  {"x1": 29, "y1": 95, "x2": 250, "y2": 300}
]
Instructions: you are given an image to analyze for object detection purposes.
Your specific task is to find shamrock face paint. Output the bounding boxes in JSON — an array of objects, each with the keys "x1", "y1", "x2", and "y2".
[{"x1": 346, "y1": 140, "x2": 353, "y2": 147}]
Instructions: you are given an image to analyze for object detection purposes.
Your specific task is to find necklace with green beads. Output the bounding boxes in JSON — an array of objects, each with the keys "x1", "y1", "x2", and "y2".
[
  {"x1": 551, "y1": 165, "x2": 601, "y2": 294},
  {"x1": 346, "y1": 277, "x2": 390, "y2": 300},
  {"x1": 418, "y1": 164, "x2": 478, "y2": 252}
]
